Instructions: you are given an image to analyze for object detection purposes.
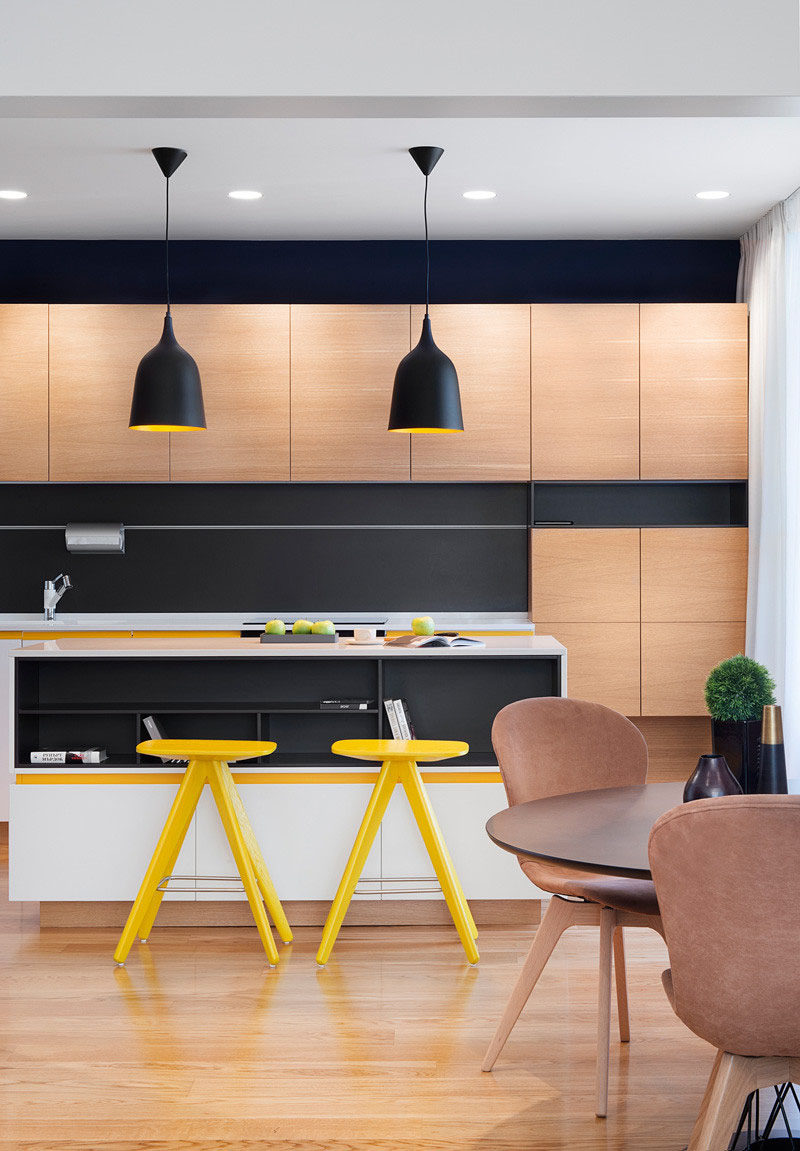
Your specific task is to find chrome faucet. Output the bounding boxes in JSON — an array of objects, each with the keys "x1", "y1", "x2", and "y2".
[{"x1": 43, "y1": 573, "x2": 72, "y2": 621}]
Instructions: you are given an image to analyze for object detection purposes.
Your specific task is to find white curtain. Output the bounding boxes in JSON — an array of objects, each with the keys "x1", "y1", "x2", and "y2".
[{"x1": 737, "y1": 187, "x2": 800, "y2": 776}]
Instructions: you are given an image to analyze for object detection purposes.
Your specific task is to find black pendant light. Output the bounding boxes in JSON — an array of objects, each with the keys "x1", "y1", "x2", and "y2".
[
  {"x1": 129, "y1": 147, "x2": 206, "y2": 432},
  {"x1": 388, "y1": 146, "x2": 463, "y2": 434}
]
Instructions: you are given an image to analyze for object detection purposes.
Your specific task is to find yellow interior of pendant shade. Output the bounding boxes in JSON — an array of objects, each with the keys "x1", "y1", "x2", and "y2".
[
  {"x1": 389, "y1": 427, "x2": 463, "y2": 434},
  {"x1": 129, "y1": 424, "x2": 207, "y2": 432}
]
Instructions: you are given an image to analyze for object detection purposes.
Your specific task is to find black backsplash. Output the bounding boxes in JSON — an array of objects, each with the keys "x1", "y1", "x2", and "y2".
[{"x1": 0, "y1": 484, "x2": 530, "y2": 614}]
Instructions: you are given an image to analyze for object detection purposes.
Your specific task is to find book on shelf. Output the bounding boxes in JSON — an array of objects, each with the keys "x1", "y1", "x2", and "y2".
[
  {"x1": 142, "y1": 715, "x2": 182, "y2": 762},
  {"x1": 383, "y1": 698, "x2": 415, "y2": 740},
  {"x1": 319, "y1": 699, "x2": 373, "y2": 711},
  {"x1": 384, "y1": 633, "x2": 485, "y2": 648},
  {"x1": 30, "y1": 748, "x2": 107, "y2": 764}
]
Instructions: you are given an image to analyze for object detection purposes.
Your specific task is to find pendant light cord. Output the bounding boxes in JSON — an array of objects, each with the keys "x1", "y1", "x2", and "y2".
[
  {"x1": 165, "y1": 175, "x2": 171, "y2": 315},
  {"x1": 424, "y1": 172, "x2": 430, "y2": 317}
]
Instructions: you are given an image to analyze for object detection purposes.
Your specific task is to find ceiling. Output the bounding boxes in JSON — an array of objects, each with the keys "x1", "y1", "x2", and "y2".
[
  {"x1": 1, "y1": 1, "x2": 799, "y2": 242},
  {"x1": 0, "y1": 115, "x2": 799, "y2": 241}
]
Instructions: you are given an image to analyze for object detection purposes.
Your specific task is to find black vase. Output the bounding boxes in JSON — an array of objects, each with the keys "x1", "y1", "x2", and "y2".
[
  {"x1": 684, "y1": 754, "x2": 744, "y2": 802},
  {"x1": 711, "y1": 718, "x2": 762, "y2": 793},
  {"x1": 758, "y1": 704, "x2": 788, "y2": 794}
]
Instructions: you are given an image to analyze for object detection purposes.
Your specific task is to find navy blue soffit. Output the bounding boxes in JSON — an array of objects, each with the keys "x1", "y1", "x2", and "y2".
[{"x1": 0, "y1": 239, "x2": 739, "y2": 303}]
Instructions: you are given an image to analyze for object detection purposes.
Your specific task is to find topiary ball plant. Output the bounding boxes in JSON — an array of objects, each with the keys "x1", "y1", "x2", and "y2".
[{"x1": 704, "y1": 654, "x2": 776, "y2": 723}]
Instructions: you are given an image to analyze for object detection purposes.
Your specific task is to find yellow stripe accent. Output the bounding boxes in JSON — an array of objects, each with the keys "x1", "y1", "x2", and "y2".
[
  {"x1": 17, "y1": 769, "x2": 502, "y2": 786},
  {"x1": 385, "y1": 629, "x2": 530, "y2": 638},
  {"x1": 22, "y1": 631, "x2": 132, "y2": 640},
  {"x1": 0, "y1": 632, "x2": 22, "y2": 639}
]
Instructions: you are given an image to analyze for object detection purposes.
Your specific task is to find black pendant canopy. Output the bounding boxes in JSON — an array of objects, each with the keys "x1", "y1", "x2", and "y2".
[
  {"x1": 129, "y1": 147, "x2": 206, "y2": 432},
  {"x1": 388, "y1": 146, "x2": 463, "y2": 434}
]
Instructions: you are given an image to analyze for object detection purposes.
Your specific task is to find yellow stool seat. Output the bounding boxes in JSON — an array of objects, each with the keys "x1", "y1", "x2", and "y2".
[
  {"x1": 317, "y1": 738, "x2": 479, "y2": 966},
  {"x1": 113, "y1": 738, "x2": 291, "y2": 967},
  {"x1": 332, "y1": 739, "x2": 468, "y2": 763},
  {"x1": 139, "y1": 738, "x2": 276, "y2": 763}
]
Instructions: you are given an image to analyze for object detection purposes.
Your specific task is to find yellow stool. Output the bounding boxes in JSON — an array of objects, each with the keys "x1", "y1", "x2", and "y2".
[
  {"x1": 113, "y1": 739, "x2": 292, "y2": 967},
  {"x1": 317, "y1": 739, "x2": 479, "y2": 966}
]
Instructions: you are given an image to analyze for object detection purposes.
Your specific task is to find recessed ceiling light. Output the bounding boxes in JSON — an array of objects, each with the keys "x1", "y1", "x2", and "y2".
[
  {"x1": 695, "y1": 190, "x2": 731, "y2": 200},
  {"x1": 462, "y1": 189, "x2": 497, "y2": 201},
  {"x1": 0, "y1": 189, "x2": 27, "y2": 200},
  {"x1": 228, "y1": 189, "x2": 262, "y2": 201}
]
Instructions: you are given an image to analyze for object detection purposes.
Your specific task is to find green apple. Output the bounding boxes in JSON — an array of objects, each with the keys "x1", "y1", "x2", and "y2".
[
  {"x1": 412, "y1": 615, "x2": 435, "y2": 636},
  {"x1": 311, "y1": 619, "x2": 335, "y2": 635},
  {"x1": 264, "y1": 618, "x2": 286, "y2": 635},
  {"x1": 292, "y1": 618, "x2": 313, "y2": 634}
]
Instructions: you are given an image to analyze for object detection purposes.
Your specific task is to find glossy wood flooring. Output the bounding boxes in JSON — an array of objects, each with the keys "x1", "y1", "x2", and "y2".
[{"x1": 0, "y1": 826, "x2": 715, "y2": 1150}]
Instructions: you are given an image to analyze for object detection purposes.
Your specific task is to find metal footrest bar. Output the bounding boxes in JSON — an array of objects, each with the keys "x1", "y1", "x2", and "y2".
[
  {"x1": 156, "y1": 873, "x2": 245, "y2": 894},
  {"x1": 353, "y1": 875, "x2": 443, "y2": 897}
]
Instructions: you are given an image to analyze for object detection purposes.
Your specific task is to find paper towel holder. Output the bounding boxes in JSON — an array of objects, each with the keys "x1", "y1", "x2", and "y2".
[{"x1": 65, "y1": 523, "x2": 126, "y2": 554}]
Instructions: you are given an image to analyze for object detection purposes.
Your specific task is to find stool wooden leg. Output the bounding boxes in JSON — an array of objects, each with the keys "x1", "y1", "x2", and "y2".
[
  {"x1": 207, "y1": 761, "x2": 280, "y2": 966},
  {"x1": 113, "y1": 761, "x2": 206, "y2": 965},
  {"x1": 217, "y1": 762, "x2": 293, "y2": 944},
  {"x1": 399, "y1": 761, "x2": 479, "y2": 965},
  {"x1": 316, "y1": 760, "x2": 397, "y2": 966},
  {"x1": 136, "y1": 760, "x2": 208, "y2": 943}
]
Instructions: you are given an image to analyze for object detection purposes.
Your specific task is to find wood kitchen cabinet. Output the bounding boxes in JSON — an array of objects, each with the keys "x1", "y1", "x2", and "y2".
[
  {"x1": 640, "y1": 527, "x2": 747, "y2": 715},
  {"x1": 640, "y1": 303, "x2": 748, "y2": 479},
  {"x1": 0, "y1": 305, "x2": 49, "y2": 481},
  {"x1": 290, "y1": 305, "x2": 411, "y2": 481},
  {"x1": 532, "y1": 528, "x2": 641, "y2": 714},
  {"x1": 410, "y1": 304, "x2": 531, "y2": 481},
  {"x1": 641, "y1": 621, "x2": 746, "y2": 715},
  {"x1": 49, "y1": 305, "x2": 170, "y2": 481},
  {"x1": 641, "y1": 527, "x2": 748, "y2": 622},
  {"x1": 169, "y1": 305, "x2": 290, "y2": 482},
  {"x1": 531, "y1": 303, "x2": 639, "y2": 480}
]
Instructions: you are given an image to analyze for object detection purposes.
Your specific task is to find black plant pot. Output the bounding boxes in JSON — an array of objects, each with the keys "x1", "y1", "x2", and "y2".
[{"x1": 711, "y1": 718, "x2": 762, "y2": 793}]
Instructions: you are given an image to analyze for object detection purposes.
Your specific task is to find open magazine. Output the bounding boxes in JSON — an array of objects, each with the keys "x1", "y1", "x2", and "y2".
[{"x1": 384, "y1": 633, "x2": 485, "y2": 648}]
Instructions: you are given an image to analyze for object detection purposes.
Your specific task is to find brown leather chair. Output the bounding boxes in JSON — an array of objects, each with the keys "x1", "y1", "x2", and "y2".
[
  {"x1": 482, "y1": 697, "x2": 663, "y2": 1117},
  {"x1": 649, "y1": 795, "x2": 800, "y2": 1151}
]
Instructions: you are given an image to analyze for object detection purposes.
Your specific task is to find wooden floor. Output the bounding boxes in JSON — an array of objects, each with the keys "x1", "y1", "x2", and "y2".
[{"x1": 0, "y1": 824, "x2": 715, "y2": 1150}]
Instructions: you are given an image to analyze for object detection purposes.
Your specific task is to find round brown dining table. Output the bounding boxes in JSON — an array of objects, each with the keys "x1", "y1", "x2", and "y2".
[{"x1": 486, "y1": 781, "x2": 685, "y2": 878}]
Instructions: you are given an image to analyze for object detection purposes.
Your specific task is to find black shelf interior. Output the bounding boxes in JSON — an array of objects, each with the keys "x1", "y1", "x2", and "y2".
[
  {"x1": 532, "y1": 480, "x2": 748, "y2": 528},
  {"x1": 15, "y1": 654, "x2": 560, "y2": 770}
]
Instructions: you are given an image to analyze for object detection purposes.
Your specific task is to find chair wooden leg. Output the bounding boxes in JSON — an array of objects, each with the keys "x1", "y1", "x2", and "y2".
[
  {"x1": 482, "y1": 895, "x2": 577, "y2": 1071},
  {"x1": 613, "y1": 925, "x2": 631, "y2": 1044},
  {"x1": 688, "y1": 1051, "x2": 756, "y2": 1151},
  {"x1": 596, "y1": 907, "x2": 616, "y2": 1117}
]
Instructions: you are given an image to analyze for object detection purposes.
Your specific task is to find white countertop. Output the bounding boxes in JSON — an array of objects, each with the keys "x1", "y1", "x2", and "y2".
[
  {"x1": 0, "y1": 612, "x2": 533, "y2": 633},
  {"x1": 11, "y1": 635, "x2": 564, "y2": 659}
]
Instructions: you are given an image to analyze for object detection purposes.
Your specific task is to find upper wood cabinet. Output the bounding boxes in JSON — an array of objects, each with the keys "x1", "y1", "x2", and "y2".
[
  {"x1": 168, "y1": 305, "x2": 290, "y2": 482},
  {"x1": 641, "y1": 527, "x2": 748, "y2": 622},
  {"x1": 640, "y1": 303, "x2": 748, "y2": 479},
  {"x1": 410, "y1": 305, "x2": 531, "y2": 481},
  {"x1": 49, "y1": 305, "x2": 169, "y2": 482},
  {"x1": 290, "y1": 305, "x2": 411, "y2": 482},
  {"x1": 0, "y1": 305, "x2": 49, "y2": 481},
  {"x1": 531, "y1": 528, "x2": 640, "y2": 621},
  {"x1": 531, "y1": 304, "x2": 639, "y2": 480}
]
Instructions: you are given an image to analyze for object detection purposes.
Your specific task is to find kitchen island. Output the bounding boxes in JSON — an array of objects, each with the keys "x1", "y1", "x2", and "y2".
[{"x1": 9, "y1": 635, "x2": 565, "y2": 925}]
